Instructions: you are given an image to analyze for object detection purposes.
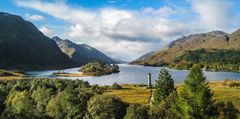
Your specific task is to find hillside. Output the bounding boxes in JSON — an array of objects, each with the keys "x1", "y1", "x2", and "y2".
[
  {"x1": 53, "y1": 36, "x2": 118, "y2": 64},
  {"x1": 131, "y1": 29, "x2": 240, "y2": 71},
  {"x1": 0, "y1": 12, "x2": 75, "y2": 70},
  {"x1": 132, "y1": 51, "x2": 155, "y2": 62}
]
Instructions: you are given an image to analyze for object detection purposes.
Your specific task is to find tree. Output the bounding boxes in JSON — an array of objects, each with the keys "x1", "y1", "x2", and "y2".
[
  {"x1": 124, "y1": 104, "x2": 149, "y2": 119},
  {"x1": 152, "y1": 68, "x2": 175, "y2": 105},
  {"x1": 112, "y1": 82, "x2": 122, "y2": 90},
  {"x1": 46, "y1": 89, "x2": 93, "y2": 119},
  {"x1": 216, "y1": 102, "x2": 239, "y2": 119},
  {"x1": 1, "y1": 91, "x2": 37, "y2": 119},
  {"x1": 0, "y1": 84, "x2": 7, "y2": 115},
  {"x1": 150, "y1": 91, "x2": 181, "y2": 119},
  {"x1": 178, "y1": 65, "x2": 218, "y2": 119},
  {"x1": 31, "y1": 87, "x2": 54, "y2": 117},
  {"x1": 85, "y1": 95, "x2": 128, "y2": 119}
]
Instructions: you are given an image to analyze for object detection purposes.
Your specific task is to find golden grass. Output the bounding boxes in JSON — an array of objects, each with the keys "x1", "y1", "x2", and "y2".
[
  {"x1": 0, "y1": 76, "x2": 24, "y2": 80},
  {"x1": 104, "y1": 85, "x2": 151, "y2": 105},
  {"x1": 103, "y1": 82, "x2": 240, "y2": 111}
]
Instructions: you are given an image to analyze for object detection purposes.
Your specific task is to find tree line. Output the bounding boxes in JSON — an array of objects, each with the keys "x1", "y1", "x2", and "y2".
[
  {"x1": 0, "y1": 65, "x2": 239, "y2": 119},
  {"x1": 172, "y1": 49, "x2": 240, "y2": 71}
]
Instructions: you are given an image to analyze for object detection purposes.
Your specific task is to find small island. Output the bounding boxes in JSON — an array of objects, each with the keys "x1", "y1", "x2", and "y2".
[
  {"x1": 53, "y1": 62, "x2": 120, "y2": 77},
  {"x1": 0, "y1": 69, "x2": 26, "y2": 80}
]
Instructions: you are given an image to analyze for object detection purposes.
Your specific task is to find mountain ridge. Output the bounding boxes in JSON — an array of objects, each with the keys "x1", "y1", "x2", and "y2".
[
  {"x1": 52, "y1": 36, "x2": 119, "y2": 64},
  {"x1": 0, "y1": 12, "x2": 76, "y2": 70},
  {"x1": 130, "y1": 28, "x2": 240, "y2": 70}
]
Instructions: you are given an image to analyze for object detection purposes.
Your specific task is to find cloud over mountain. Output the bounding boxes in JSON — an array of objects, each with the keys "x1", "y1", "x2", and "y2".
[{"x1": 15, "y1": 0, "x2": 239, "y2": 61}]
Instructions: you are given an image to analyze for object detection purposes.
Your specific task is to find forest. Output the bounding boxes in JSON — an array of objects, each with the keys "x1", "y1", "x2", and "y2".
[
  {"x1": 0, "y1": 65, "x2": 239, "y2": 119},
  {"x1": 172, "y1": 49, "x2": 240, "y2": 71}
]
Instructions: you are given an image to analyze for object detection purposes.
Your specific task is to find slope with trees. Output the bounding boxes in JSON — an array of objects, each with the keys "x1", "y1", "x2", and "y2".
[
  {"x1": 0, "y1": 12, "x2": 75, "y2": 70},
  {"x1": 131, "y1": 29, "x2": 240, "y2": 71}
]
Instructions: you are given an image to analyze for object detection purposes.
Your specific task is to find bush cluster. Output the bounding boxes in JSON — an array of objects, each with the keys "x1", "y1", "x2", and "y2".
[
  {"x1": 0, "y1": 79, "x2": 128, "y2": 119},
  {"x1": 79, "y1": 62, "x2": 120, "y2": 75}
]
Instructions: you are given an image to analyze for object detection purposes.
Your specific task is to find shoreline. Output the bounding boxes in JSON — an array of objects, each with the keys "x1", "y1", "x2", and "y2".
[
  {"x1": 128, "y1": 64, "x2": 240, "y2": 73},
  {"x1": 53, "y1": 72, "x2": 98, "y2": 77}
]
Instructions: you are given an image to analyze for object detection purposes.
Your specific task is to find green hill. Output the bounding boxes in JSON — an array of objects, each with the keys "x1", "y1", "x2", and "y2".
[
  {"x1": 0, "y1": 12, "x2": 76, "y2": 70},
  {"x1": 131, "y1": 29, "x2": 240, "y2": 71}
]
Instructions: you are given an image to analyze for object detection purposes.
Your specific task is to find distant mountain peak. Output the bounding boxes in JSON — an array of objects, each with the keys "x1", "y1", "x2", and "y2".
[
  {"x1": 207, "y1": 30, "x2": 228, "y2": 36},
  {"x1": 52, "y1": 36, "x2": 63, "y2": 43},
  {"x1": 0, "y1": 12, "x2": 22, "y2": 20},
  {"x1": 131, "y1": 28, "x2": 240, "y2": 66},
  {"x1": 52, "y1": 36, "x2": 119, "y2": 64},
  {"x1": 231, "y1": 28, "x2": 240, "y2": 36}
]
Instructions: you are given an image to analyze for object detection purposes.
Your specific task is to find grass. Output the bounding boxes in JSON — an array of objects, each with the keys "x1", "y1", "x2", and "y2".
[
  {"x1": 209, "y1": 81, "x2": 240, "y2": 111},
  {"x1": 104, "y1": 84, "x2": 151, "y2": 105},
  {"x1": 104, "y1": 82, "x2": 240, "y2": 111}
]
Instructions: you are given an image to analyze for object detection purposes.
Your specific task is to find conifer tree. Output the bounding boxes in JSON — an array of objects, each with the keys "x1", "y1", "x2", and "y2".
[
  {"x1": 178, "y1": 65, "x2": 217, "y2": 119},
  {"x1": 152, "y1": 68, "x2": 175, "y2": 105}
]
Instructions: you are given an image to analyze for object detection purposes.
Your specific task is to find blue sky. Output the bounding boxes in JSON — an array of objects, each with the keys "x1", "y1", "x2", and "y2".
[{"x1": 1, "y1": 0, "x2": 240, "y2": 61}]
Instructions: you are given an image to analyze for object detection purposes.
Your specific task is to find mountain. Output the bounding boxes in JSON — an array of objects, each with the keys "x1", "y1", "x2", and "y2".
[
  {"x1": 132, "y1": 51, "x2": 155, "y2": 62},
  {"x1": 131, "y1": 29, "x2": 240, "y2": 70},
  {"x1": 52, "y1": 36, "x2": 119, "y2": 64},
  {"x1": 0, "y1": 12, "x2": 76, "y2": 70}
]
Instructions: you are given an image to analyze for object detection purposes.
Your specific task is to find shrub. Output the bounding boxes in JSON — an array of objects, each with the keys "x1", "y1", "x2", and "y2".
[
  {"x1": 216, "y1": 102, "x2": 239, "y2": 119},
  {"x1": 112, "y1": 82, "x2": 122, "y2": 89},
  {"x1": 150, "y1": 91, "x2": 180, "y2": 119},
  {"x1": 229, "y1": 82, "x2": 240, "y2": 88},
  {"x1": 85, "y1": 95, "x2": 128, "y2": 119},
  {"x1": 79, "y1": 62, "x2": 120, "y2": 75},
  {"x1": 0, "y1": 70, "x2": 13, "y2": 76},
  {"x1": 124, "y1": 104, "x2": 149, "y2": 119},
  {"x1": 222, "y1": 79, "x2": 230, "y2": 86}
]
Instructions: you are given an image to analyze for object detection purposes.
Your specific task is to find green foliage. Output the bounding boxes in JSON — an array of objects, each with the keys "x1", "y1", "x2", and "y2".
[
  {"x1": 150, "y1": 91, "x2": 181, "y2": 119},
  {"x1": 0, "y1": 78, "x2": 100, "y2": 119},
  {"x1": 152, "y1": 68, "x2": 175, "y2": 105},
  {"x1": 0, "y1": 13, "x2": 75, "y2": 70},
  {"x1": 0, "y1": 84, "x2": 8, "y2": 114},
  {"x1": 79, "y1": 62, "x2": 120, "y2": 75},
  {"x1": 1, "y1": 91, "x2": 37, "y2": 119},
  {"x1": 112, "y1": 82, "x2": 122, "y2": 89},
  {"x1": 124, "y1": 104, "x2": 149, "y2": 119},
  {"x1": 0, "y1": 70, "x2": 13, "y2": 76},
  {"x1": 228, "y1": 82, "x2": 240, "y2": 88},
  {"x1": 178, "y1": 65, "x2": 218, "y2": 119},
  {"x1": 174, "y1": 49, "x2": 240, "y2": 71},
  {"x1": 216, "y1": 102, "x2": 239, "y2": 119},
  {"x1": 85, "y1": 95, "x2": 128, "y2": 119},
  {"x1": 46, "y1": 89, "x2": 94, "y2": 119}
]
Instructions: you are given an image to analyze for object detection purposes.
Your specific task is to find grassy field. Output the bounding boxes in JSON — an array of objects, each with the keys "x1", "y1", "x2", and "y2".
[
  {"x1": 104, "y1": 82, "x2": 240, "y2": 111},
  {"x1": 104, "y1": 84, "x2": 151, "y2": 105}
]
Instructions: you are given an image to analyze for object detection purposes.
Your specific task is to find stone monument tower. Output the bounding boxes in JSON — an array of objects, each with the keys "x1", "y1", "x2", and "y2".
[{"x1": 148, "y1": 73, "x2": 152, "y2": 88}]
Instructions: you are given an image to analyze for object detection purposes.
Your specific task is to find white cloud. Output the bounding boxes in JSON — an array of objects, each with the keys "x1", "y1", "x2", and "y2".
[
  {"x1": 142, "y1": 6, "x2": 176, "y2": 17},
  {"x1": 16, "y1": 0, "x2": 96, "y2": 24},
  {"x1": 25, "y1": 13, "x2": 45, "y2": 21},
  {"x1": 190, "y1": 0, "x2": 234, "y2": 30},
  {"x1": 39, "y1": 26, "x2": 54, "y2": 37},
  {"x1": 15, "y1": 0, "x2": 238, "y2": 61}
]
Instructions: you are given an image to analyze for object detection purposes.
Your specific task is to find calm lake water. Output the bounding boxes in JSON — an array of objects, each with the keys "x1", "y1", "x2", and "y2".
[{"x1": 26, "y1": 64, "x2": 240, "y2": 85}]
